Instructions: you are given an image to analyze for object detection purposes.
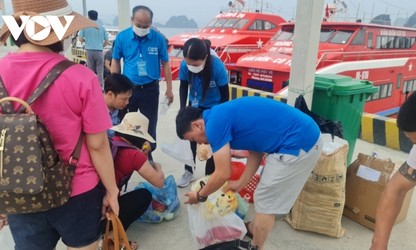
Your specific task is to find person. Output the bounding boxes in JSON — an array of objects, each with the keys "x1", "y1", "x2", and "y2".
[
  {"x1": 176, "y1": 96, "x2": 322, "y2": 250},
  {"x1": 104, "y1": 73, "x2": 134, "y2": 138},
  {"x1": 78, "y1": 10, "x2": 109, "y2": 88},
  {"x1": 111, "y1": 5, "x2": 174, "y2": 153},
  {"x1": 0, "y1": 0, "x2": 119, "y2": 249},
  {"x1": 371, "y1": 93, "x2": 416, "y2": 250},
  {"x1": 105, "y1": 112, "x2": 165, "y2": 249},
  {"x1": 104, "y1": 43, "x2": 114, "y2": 79},
  {"x1": 177, "y1": 38, "x2": 229, "y2": 188}
]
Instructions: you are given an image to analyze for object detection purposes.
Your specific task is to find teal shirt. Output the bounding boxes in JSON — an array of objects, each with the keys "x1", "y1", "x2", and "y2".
[{"x1": 78, "y1": 21, "x2": 108, "y2": 50}]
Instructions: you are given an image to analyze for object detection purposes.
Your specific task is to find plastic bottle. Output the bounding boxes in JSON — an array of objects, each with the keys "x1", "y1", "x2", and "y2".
[{"x1": 159, "y1": 96, "x2": 170, "y2": 115}]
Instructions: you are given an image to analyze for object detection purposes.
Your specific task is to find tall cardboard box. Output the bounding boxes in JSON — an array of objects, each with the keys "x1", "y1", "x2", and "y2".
[{"x1": 343, "y1": 153, "x2": 414, "y2": 230}]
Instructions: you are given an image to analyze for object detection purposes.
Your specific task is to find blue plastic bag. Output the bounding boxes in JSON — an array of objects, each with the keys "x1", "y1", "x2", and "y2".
[{"x1": 135, "y1": 175, "x2": 180, "y2": 223}]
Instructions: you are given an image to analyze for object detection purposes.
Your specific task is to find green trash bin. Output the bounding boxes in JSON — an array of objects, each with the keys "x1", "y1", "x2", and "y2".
[{"x1": 311, "y1": 74, "x2": 377, "y2": 165}]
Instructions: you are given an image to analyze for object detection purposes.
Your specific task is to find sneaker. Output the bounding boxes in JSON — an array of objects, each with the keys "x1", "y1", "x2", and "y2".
[{"x1": 177, "y1": 171, "x2": 194, "y2": 188}]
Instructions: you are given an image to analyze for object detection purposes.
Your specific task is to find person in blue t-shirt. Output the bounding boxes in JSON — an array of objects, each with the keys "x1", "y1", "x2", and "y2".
[
  {"x1": 78, "y1": 10, "x2": 108, "y2": 88},
  {"x1": 177, "y1": 38, "x2": 229, "y2": 188},
  {"x1": 111, "y1": 5, "x2": 174, "y2": 155},
  {"x1": 176, "y1": 97, "x2": 322, "y2": 250}
]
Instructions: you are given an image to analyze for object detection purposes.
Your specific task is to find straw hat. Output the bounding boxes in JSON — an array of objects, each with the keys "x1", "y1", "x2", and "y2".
[
  {"x1": 0, "y1": 0, "x2": 97, "y2": 46},
  {"x1": 111, "y1": 112, "x2": 156, "y2": 143}
]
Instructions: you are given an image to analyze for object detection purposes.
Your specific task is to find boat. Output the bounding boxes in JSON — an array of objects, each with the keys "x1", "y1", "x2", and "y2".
[
  {"x1": 167, "y1": 0, "x2": 286, "y2": 79},
  {"x1": 230, "y1": 3, "x2": 416, "y2": 116}
]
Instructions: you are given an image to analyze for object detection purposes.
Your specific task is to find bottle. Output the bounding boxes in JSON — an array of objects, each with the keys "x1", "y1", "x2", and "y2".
[{"x1": 159, "y1": 96, "x2": 170, "y2": 115}]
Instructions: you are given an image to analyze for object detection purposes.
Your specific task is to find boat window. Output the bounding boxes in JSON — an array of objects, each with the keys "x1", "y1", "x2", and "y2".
[
  {"x1": 351, "y1": 30, "x2": 365, "y2": 45},
  {"x1": 273, "y1": 29, "x2": 294, "y2": 41},
  {"x1": 206, "y1": 18, "x2": 219, "y2": 27},
  {"x1": 380, "y1": 84, "x2": 388, "y2": 98},
  {"x1": 329, "y1": 30, "x2": 353, "y2": 44},
  {"x1": 248, "y1": 20, "x2": 277, "y2": 30},
  {"x1": 234, "y1": 19, "x2": 249, "y2": 29},
  {"x1": 209, "y1": 18, "x2": 228, "y2": 28},
  {"x1": 397, "y1": 73, "x2": 402, "y2": 89},
  {"x1": 410, "y1": 37, "x2": 416, "y2": 48},
  {"x1": 372, "y1": 86, "x2": 380, "y2": 99},
  {"x1": 367, "y1": 32, "x2": 373, "y2": 48},
  {"x1": 320, "y1": 29, "x2": 335, "y2": 42},
  {"x1": 169, "y1": 47, "x2": 183, "y2": 58},
  {"x1": 223, "y1": 18, "x2": 240, "y2": 28},
  {"x1": 387, "y1": 83, "x2": 393, "y2": 97}
]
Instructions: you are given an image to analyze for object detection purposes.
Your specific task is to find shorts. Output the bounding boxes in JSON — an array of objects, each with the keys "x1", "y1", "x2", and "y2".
[
  {"x1": 8, "y1": 184, "x2": 105, "y2": 250},
  {"x1": 254, "y1": 135, "x2": 323, "y2": 215}
]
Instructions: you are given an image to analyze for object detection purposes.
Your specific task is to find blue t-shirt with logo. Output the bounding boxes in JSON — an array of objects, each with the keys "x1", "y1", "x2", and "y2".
[
  {"x1": 112, "y1": 28, "x2": 168, "y2": 85},
  {"x1": 204, "y1": 96, "x2": 320, "y2": 156},
  {"x1": 179, "y1": 56, "x2": 228, "y2": 108}
]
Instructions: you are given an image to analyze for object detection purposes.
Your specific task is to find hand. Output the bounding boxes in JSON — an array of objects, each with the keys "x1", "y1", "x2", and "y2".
[
  {"x1": 0, "y1": 214, "x2": 8, "y2": 230},
  {"x1": 102, "y1": 189, "x2": 119, "y2": 220},
  {"x1": 225, "y1": 180, "x2": 243, "y2": 192},
  {"x1": 165, "y1": 90, "x2": 174, "y2": 105},
  {"x1": 184, "y1": 191, "x2": 198, "y2": 205}
]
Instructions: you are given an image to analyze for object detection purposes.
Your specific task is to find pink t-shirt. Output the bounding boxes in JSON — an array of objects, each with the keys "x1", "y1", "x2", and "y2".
[{"x1": 0, "y1": 52, "x2": 112, "y2": 196}]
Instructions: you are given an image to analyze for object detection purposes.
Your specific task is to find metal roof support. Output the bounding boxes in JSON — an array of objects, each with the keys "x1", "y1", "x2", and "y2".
[
  {"x1": 287, "y1": 0, "x2": 324, "y2": 107},
  {"x1": 117, "y1": 0, "x2": 131, "y2": 30}
]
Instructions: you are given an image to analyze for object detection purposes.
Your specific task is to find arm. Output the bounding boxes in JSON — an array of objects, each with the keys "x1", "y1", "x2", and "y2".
[
  {"x1": 86, "y1": 132, "x2": 119, "y2": 215},
  {"x1": 179, "y1": 80, "x2": 189, "y2": 109},
  {"x1": 371, "y1": 170, "x2": 416, "y2": 250},
  {"x1": 185, "y1": 143, "x2": 232, "y2": 204},
  {"x1": 228, "y1": 151, "x2": 263, "y2": 192},
  {"x1": 161, "y1": 60, "x2": 174, "y2": 104},
  {"x1": 138, "y1": 162, "x2": 165, "y2": 188},
  {"x1": 218, "y1": 85, "x2": 229, "y2": 103},
  {"x1": 103, "y1": 40, "x2": 109, "y2": 48},
  {"x1": 0, "y1": 214, "x2": 7, "y2": 231},
  {"x1": 105, "y1": 59, "x2": 112, "y2": 72},
  {"x1": 111, "y1": 59, "x2": 121, "y2": 74}
]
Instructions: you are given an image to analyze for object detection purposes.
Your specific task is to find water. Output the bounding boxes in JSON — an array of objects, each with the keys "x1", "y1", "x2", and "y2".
[{"x1": 155, "y1": 27, "x2": 199, "y2": 38}]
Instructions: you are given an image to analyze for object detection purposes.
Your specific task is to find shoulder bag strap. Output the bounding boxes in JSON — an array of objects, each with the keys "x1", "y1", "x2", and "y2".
[
  {"x1": 17, "y1": 60, "x2": 75, "y2": 113},
  {"x1": 68, "y1": 133, "x2": 84, "y2": 166}
]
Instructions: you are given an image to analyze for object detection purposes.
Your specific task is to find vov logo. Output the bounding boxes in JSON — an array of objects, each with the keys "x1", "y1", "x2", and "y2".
[{"x1": 1, "y1": 15, "x2": 74, "y2": 41}]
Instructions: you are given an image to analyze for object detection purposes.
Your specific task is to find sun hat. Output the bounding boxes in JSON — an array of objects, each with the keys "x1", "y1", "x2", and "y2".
[
  {"x1": 0, "y1": 0, "x2": 97, "y2": 46},
  {"x1": 111, "y1": 111, "x2": 156, "y2": 143}
]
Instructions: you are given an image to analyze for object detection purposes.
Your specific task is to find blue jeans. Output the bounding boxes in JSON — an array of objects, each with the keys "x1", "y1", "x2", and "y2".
[{"x1": 8, "y1": 184, "x2": 105, "y2": 250}]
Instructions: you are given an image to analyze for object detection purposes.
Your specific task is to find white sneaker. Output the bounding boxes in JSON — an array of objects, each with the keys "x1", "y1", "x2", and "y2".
[{"x1": 177, "y1": 171, "x2": 195, "y2": 188}]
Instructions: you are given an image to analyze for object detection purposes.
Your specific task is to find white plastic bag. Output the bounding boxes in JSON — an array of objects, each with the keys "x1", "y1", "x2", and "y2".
[
  {"x1": 187, "y1": 204, "x2": 247, "y2": 249},
  {"x1": 161, "y1": 138, "x2": 195, "y2": 167}
]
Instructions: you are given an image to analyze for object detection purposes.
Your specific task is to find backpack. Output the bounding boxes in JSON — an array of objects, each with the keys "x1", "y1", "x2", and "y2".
[
  {"x1": 109, "y1": 138, "x2": 138, "y2": 191},
  {"x1": 0, "y1": 60, "x2": 83, "y2": 214}
]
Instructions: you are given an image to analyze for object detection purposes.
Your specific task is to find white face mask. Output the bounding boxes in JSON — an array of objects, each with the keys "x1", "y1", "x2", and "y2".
[
  {"x1": 133, "y1": 26, "x2": 150, "y2": 37},
  {"x1": 60, "y1": 37, "x2": 72, "y2": 55},
  {"x1": 187, "y1": 64, "x2": 204, "y2": 74}
]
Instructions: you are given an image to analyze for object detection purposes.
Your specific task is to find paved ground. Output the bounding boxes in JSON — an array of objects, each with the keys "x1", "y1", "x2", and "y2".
[{"x1": 0, "y1": 80, "x2": 414, "y2": 249}]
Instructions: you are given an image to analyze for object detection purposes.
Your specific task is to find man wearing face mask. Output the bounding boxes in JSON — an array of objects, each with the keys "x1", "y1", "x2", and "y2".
[
  {"x1": 111, "y1": 5, "x2": 173, "y2": 155},
  {"x1": 78, "y1": 10, "x2": 109, "y2": 88},
  {"x1": 177, "y1": 38, "x2": 229, "y2": 188}
]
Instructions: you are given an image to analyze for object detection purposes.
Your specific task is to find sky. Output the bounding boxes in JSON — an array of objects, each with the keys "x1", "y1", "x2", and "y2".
[{"x1": 1, "y1": 0, "x2": 416, "y2": 27}]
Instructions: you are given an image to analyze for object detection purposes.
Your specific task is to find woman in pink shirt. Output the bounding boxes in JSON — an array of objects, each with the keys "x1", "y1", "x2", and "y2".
[{"x1": 0, "y1": 0, "x2": 119, "y2": 249}]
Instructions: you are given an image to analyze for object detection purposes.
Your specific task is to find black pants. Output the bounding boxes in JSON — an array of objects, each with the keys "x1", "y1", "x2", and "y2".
[
  {"x1": 118, "y1": 188, "x2": 152, "y2": 230},
  {"x1": 185, "y1": 141, "x2": 215, "y2": 175}
]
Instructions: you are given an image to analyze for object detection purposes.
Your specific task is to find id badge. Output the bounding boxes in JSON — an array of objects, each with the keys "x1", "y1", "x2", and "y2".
[
  {"x1": 191, "y1": 99, "x2": 199, "y2": 107},
  {"x1": 137, "y1": 61, "x2": 148, "y2": 76}
]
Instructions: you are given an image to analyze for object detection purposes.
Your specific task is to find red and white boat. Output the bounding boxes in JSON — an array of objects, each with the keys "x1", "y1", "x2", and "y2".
[
  {"x1": 168, "y1": 2, "x2": 286, "y2": 79},
  {"x1": 230, "y1": 10, "x2": 416, "y2": 116}
]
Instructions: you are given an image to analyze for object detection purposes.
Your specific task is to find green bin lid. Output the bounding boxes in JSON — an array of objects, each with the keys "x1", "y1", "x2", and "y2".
[{"x1": 314, "y1": 74, "x2": 377, "y2": 96}]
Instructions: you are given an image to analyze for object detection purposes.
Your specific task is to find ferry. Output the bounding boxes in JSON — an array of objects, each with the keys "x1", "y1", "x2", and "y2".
[
  {"x1": 230, "y1": 16, "x2": 416, "y2": 116},
  {"x1": 168, "y1": 1, "x2": 286, "y2": 79}
]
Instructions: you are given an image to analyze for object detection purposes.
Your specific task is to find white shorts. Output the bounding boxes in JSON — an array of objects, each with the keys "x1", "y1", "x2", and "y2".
[{"x1": 254, "y1": 135, "x2": 323, "y2": 215}]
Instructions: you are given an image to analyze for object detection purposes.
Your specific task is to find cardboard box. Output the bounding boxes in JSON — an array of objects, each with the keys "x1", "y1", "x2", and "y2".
[{"x1": 343, "y1": 153, "x2": 414, "y2": 230}]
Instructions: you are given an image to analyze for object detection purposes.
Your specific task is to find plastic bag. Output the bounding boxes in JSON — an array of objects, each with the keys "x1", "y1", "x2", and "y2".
[
  {"x1": 161, "y1": 138, "x2": 195, "y2": 167},
  {"x1": 188, "y1": 204, "x2": 246, "y2": 249},
  {"x1": 135, "y1": 175, "x2": 180, "y2": 223},
  {"x1": 197, "y1": 144, "x2": 213, "y2": 161}
]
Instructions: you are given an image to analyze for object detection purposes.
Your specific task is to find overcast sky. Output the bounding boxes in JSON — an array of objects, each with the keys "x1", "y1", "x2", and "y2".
[{"x1": 1, "y1": 0, "x2": 416, "y2": 26}]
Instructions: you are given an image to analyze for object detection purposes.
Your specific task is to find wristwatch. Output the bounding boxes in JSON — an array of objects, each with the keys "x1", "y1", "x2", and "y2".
[{"x1": 196, "y1": 190, "x2": 207, "y2": 202}]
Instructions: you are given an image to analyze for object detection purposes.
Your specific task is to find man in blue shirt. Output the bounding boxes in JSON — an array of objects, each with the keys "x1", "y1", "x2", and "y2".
[
  {"x1": 111, "y1": 5, "x2": 174, "y2": 153},
  {"x1": 78, "y1": 10, "x2": 108, "y2": 88},
  {"x1": 176, "y1": 97, "x2": 322, "y2": 250},
  {"x1": 104, "y1": 74, "x2": 133, "y2": 138}
]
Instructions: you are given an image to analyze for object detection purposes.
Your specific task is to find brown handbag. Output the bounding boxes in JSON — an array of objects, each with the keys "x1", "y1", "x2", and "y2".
[
  {"x1": 0, "y1": 60, "x2": 83, "y2": 214},
  {"x1": 104, "y1": 211, "x2": 132, "y2": 250}
]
